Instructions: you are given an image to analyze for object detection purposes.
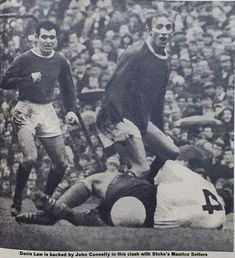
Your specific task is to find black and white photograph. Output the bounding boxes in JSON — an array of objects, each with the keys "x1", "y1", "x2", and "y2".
[{"x1": 0, "y1": 0, "x2": 234, "y2": 257}]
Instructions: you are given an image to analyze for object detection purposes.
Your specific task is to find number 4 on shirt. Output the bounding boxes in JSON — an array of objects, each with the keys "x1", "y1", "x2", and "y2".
[{"x1": 202, "y1": 189, "x2": 223, "y2": 214}]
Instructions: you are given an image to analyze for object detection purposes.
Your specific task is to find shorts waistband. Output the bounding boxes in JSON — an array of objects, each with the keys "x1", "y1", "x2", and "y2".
[{"x1": 18, "y1": 100, "x2": 53, "y2": 107}]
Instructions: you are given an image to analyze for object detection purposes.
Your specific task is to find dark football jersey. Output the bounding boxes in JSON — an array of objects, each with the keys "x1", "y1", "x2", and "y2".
[
  {"x1": 102, "y1": 40, "x2": 169, "y2": 133},
  {"x1": 1, "y1": 50, "x2": 77, "y2": 112}
]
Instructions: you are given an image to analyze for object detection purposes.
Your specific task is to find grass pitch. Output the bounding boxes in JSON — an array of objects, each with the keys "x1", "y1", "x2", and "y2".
[{"x1": 0, "y1": 197, "x2": 233, "y2": 252}]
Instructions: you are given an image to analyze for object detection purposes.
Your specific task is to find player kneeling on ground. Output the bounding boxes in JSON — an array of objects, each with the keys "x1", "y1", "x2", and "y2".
[{"x1": 15, "y1": 171, "x2": 156, "y2": 227}]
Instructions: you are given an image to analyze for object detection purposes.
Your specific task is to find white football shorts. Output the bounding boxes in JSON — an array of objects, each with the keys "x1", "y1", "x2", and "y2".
[
  {"x1": 13, "y1": 100, "x2": 62, "y2": 138},
  {"x1": 97, "y1": 118, "x2": 142, "y2": 148}
]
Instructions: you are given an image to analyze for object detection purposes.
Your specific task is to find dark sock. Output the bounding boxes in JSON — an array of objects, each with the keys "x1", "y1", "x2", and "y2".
[
  {"x1": 50, "y1": 202, "x2": 105, "y2": 227},
  {"x1": 46, "y1": 200, "x2": 80, "y2": 226},
  {"x1": 53, "y1": 203, "x2": 74, "y2": 221},
  {"x1": 146, "y1": 156, "x2": 166, "y2": 184},
  {"x1": 44, "y1": 168, "x2": 65, "y2": 196},
  {"x1": 68, "y1": 209, "x2": 105, "y2": 227},
  {"x1": 65, "y1": 209, "x2": 82, "y2": 226},
  {"x1": 13, "y1": 164, "x2": 32, "y2": 205}
]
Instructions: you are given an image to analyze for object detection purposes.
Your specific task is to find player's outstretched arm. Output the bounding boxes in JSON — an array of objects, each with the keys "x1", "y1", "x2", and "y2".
[{"x1": 174, "y1": 115, "x2": 223, "y2": 127}]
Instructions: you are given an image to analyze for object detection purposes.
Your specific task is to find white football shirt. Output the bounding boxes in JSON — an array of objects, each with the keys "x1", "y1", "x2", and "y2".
[{"x1": 154, "y1": 160, "x2": 226, "y2": 229}]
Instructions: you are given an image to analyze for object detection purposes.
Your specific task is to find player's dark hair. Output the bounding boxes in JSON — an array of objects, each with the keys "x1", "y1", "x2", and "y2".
[
  {"x1": 35, "y1": 20, "x2": 59, "y2": 37},
  {"x1": 146, "y1": 10, "x2": 175, "y2": 32}
]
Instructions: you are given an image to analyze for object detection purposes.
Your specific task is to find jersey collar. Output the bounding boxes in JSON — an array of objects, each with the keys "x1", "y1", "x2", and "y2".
[
  {"x1": 31, "y1": 48, "x2": 55, "y2": 58},
  {"x1": 146, "y1": 37, "x2": 168, "y2": 60}
]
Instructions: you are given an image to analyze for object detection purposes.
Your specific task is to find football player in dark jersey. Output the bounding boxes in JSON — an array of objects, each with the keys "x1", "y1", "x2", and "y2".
[
  {"x1": 1, "y1": 21, "x2": 78, "y2": 216},
  {"x1": 15, "y1": 160, "x2": 226, "y2": 229},
  {"x1": 15, "y1": 170, "x2": 156, "y2": 228},
  {"x1": 96, "y1": 10, "x2": 179, "y2": 181}
]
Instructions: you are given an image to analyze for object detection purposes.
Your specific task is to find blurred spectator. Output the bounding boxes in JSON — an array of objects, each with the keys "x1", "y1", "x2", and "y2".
[
  {"x1": 202, "y1": 126, "x2": 215, "y2": 143},
  {"x1": 207, "y1": 147, "x2": 234, "y2": 185},
  {"x1": 218, "y1": 108, "x2": 234, "y2": 131},
  {"x1": 215, "y1": 53, "x2": 234, "y2": 90},
  {"x1": 216, "y1": 178, "x2": 233, "y2": 214},
  {"x1": 105, "y1": 155, "x2": 120, "y2": 173}
]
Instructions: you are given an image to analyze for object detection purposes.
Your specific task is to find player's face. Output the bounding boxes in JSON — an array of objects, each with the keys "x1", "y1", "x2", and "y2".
[
  {"x1": 150, "y1": 16, "x2": 173, "y2": 49},
  {"x1": 37, "y1": 28, "x2": 57, "y2": 55}
]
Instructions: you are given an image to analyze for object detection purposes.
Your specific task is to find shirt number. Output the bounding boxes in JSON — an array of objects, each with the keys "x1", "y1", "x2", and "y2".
[{"x1": 202, "y1": 189, "x2": 223, "y2": 214}]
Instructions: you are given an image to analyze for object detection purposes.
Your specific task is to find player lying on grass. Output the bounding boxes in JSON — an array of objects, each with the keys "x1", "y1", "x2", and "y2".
[
  {"x1": 154, "y1": 160, "x2": 226, "y2": 229},
  {"x1": 15, "y1": 161, "x2": 226, "y2": 229},
  {"x1": 16, "y1": 170, "x2": 156, "y2": 227}
]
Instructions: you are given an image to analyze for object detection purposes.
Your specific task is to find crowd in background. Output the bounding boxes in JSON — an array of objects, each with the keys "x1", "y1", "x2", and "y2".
[{"x1": 0, "y1": 0, "x2": 234, "y2": 213}]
